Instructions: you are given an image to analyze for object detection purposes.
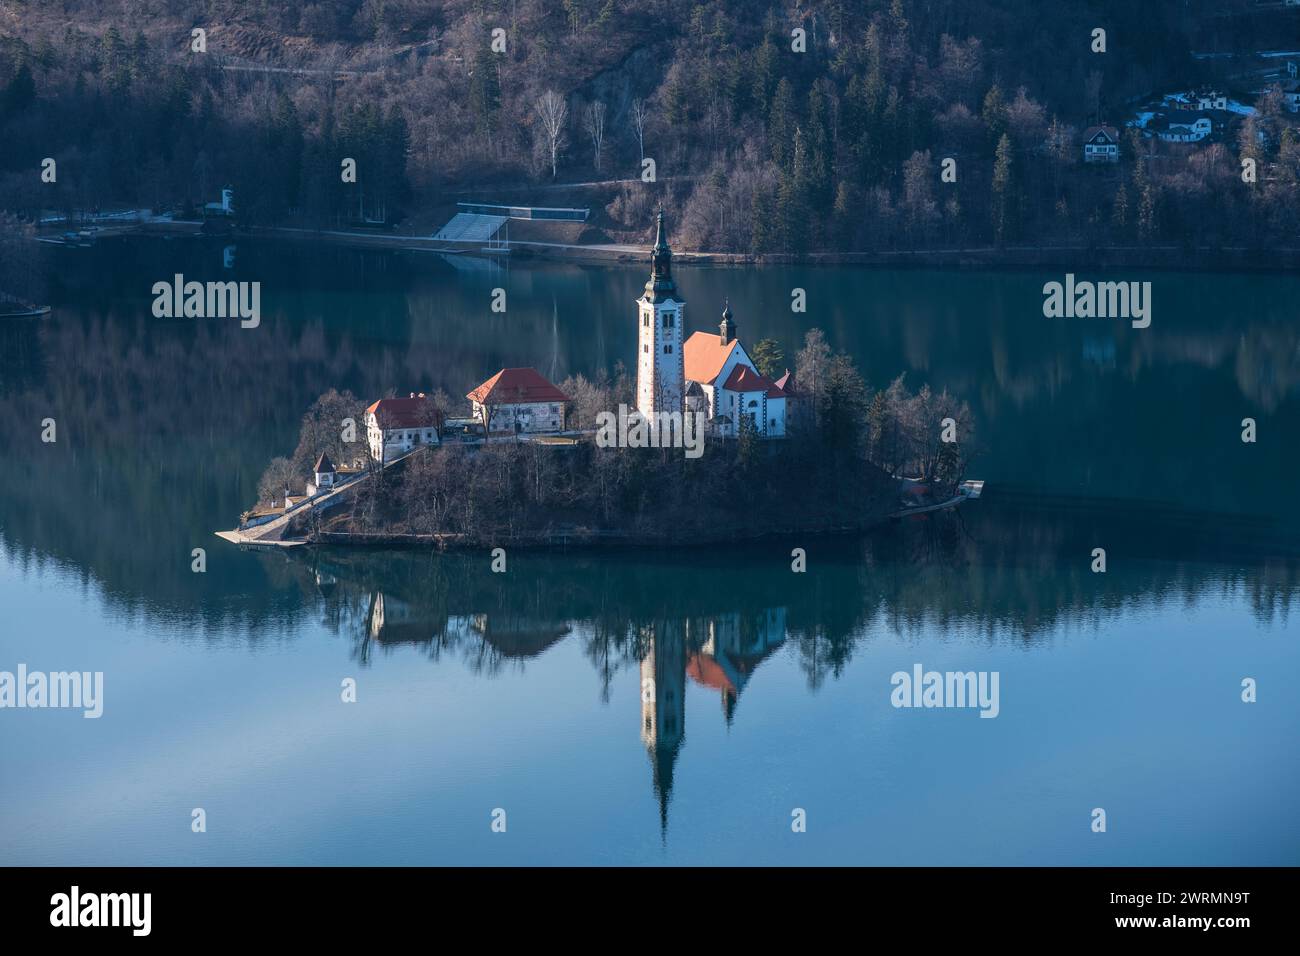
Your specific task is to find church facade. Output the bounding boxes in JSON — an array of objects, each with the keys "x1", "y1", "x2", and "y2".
[{"x1": 635, "y1": 211, "x2": 790, "y2": 438}]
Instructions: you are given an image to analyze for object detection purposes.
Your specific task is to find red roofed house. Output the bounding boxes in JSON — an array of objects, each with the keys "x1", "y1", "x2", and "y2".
[
  {"x1": 682, "y1": 300, "x2": 787, "y2": 438},
  {"x1": 365, "y1": 393, "x2": 444, "y2": 464},
  {"x1": 467, "y1": 367, "x2": 570, "y2": 435}
]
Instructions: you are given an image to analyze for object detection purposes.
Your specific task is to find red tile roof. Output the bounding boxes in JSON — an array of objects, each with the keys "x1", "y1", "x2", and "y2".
[
  {"x1": 467, "y1": 367, "x2": 569, "y2": 405},
  {"x1": 365, "y1": 396, "x2": 443, "y2": 429},
  {"x1": 683, "y1": 331, "x2": 738, "y2": 385},
  {"x1": 722, "y1": 363, "x2": 784, "y2": 398}
]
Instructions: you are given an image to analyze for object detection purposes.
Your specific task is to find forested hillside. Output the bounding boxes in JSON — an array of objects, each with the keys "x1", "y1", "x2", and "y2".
[{"x1": 1, "y1": 0, "x2": 1298, "y2": 253}]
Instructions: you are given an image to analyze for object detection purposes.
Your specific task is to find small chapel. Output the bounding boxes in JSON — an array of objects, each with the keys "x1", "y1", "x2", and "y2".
[{"x1": 635, "y1": 210, "x2": 791, "y2": 438}]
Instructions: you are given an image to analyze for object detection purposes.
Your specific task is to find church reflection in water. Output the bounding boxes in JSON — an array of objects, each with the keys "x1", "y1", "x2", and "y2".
[
  {"x1": 360, "y1": 583, "x2": 787, "y2": 833},
  {"x1": 641, "y1": 610, "x2": 786, "y2": 833},
  {"x1": 305, "y1": 496, "x2": 1300, "y2": 839}
]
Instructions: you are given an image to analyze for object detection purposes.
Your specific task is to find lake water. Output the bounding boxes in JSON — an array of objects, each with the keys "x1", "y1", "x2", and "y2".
[{"x1": 1, "y1": 237, "x2": 1297, "y2": 865}]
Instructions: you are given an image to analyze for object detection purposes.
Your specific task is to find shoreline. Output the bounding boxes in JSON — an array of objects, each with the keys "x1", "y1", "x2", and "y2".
[
  {"x1": 306, "y1": 517, "x2": 896, "y2": 552},
  {"x1": 88, "y1": 220, "x2": 1300, "y2": 275}
]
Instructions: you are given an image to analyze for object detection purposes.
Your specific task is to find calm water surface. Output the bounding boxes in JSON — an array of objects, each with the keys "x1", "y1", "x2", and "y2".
[{"x1": 0, "y1": 238, "x2": 1297, "y2": 864}]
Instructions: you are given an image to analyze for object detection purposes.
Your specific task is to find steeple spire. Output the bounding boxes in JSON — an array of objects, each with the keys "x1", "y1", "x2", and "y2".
[
  {"x1": 719, "y1": 299, "x2": 735, "y2": 345},
  {"x1": 652, "y1": 207, "x2": 671, "y2": 275},
  {"x1": 643, "y1": 208, "x2": 677, "y2": 302}
]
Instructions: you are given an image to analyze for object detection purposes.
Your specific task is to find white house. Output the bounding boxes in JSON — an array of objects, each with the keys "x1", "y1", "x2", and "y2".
[
  {"x1": 365, "y1": 394, "x2": 443, "y2": 463},
  {"x1": 1082, "y1": 125, "x2": 1120, "y2": 163},
  {"x1": 305, "y1": 451, "x2": 336, "y2": 496},
  {"x1": 1157, "y1": 116, "x2": 1213, "y2": 142},
  {"x1": 1195, "y1": 90, "x2": 1227, "y2": 111},
  {"x1": 467, "y1": 367, "x2": 569, "y2": 434},
  {"x1": 1171, "y1": 90, "x2": 1227, "y2": 112}
]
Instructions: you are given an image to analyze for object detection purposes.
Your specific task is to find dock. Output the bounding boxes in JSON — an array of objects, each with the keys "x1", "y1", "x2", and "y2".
[
  {"x1": 215, "y1": 448, "x2": 426, "y2": 549},
  {"x1": 890, "y1": 479, "x2": 985, "y2": 518},
  {"x1": 213, "y1": 529, "x2": 308, "y2": 549}
]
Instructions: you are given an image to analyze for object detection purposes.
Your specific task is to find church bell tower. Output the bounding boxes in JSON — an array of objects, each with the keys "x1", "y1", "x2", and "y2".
[{"x1": 636, "y1": 210, "x2": 685, "y2": 419}]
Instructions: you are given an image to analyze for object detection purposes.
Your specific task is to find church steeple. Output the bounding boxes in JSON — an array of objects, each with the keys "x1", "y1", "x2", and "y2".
[
  {"x1": 719, "y1": 299, "x2": 735, "y2": 345},
  {"x1": 653, "y1": 208, "x2": 671, "y2": 270},
  {"x1": 643, "y1": 208, "x2": 677, "y2": 303},
  {"x1": 636, "y1": 210, "x2": 685, "y2": 419}
]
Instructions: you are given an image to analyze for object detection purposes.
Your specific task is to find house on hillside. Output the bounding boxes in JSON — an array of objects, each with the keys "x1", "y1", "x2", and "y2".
[
  {"x1": 467, "y1": 367, "x2": 570, "y2": 434},
  {"x1": 1155, "y1": 115, "x2": 1213, "y2": 143},
  {"x1": 365, "y1": 393, "x2": 444, "y2": 463},
  {"x1": 1172, "y1": 89, "x2": 1227, "y2": 112},
  {"x1": 306, "y1": 452, "x2": 336, "y2": 496},
  {"x1": 1082, "y1": 125, "x2": 1121, "y2": 163},
  {"x1": 1195, "y1": 90, "x2": 1228, "y2": 111}
]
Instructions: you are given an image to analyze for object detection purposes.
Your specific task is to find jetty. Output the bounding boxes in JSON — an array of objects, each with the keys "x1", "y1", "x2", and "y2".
[
  {"x1": 891, "y1": 478, "x2": 984, "y2": 518},
  {"x1": 217, "y1": 459, "x2": 386, "y2": 549}
]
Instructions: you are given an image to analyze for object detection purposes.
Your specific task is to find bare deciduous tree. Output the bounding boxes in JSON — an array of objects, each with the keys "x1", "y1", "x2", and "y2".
[
  {"x1": 585, "y1": 100, "x2": 607, "y2": 173},
  {"x1": 536, "y1": 89, "x2": 568, "y2": 180},
  {"x1": 630, "y1": 98, "x2": 648, "y2": 164}
]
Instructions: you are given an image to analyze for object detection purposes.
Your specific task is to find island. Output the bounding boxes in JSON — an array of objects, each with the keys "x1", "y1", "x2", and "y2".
[{"x1": 220, "y1": 215, "x2": 977, "y2": 552}]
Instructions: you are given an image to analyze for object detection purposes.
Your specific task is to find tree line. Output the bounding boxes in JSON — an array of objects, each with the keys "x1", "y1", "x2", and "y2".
[{"x1": 3, "y1": 1, "x2": 1298, "y2": 253}]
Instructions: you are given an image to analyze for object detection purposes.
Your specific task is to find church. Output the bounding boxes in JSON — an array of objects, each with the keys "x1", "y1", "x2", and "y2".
[{"x1": 635, "y1": 211, "x2": 790, "y2": 439}]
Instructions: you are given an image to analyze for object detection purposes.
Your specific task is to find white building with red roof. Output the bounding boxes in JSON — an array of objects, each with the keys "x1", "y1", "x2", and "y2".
[
  {"x1": 365, "y1": 393, "x2": 444, "y2": 463},
  {"x1": 682, "y1": 300, "x2": 787, "y2": 438},
  {"x1": 632, "y1": 213, "x2": 787, "y2": 439},
  {"x1": 467, "y1": 367, "x2": 570, "y2": 435}
]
